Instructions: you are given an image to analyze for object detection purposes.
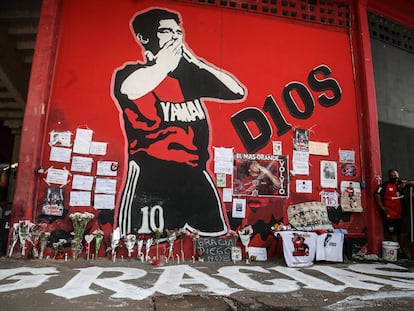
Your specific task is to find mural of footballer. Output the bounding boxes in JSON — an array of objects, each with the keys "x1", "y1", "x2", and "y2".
[{"x1": 112, "y1": 8, "x2": 246, "y2": 237}]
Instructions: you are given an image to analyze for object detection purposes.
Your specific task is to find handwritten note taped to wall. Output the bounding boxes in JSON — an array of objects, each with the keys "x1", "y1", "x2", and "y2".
[{"x1": 197, "y1": 237, "x2": 233, "y2": 262}]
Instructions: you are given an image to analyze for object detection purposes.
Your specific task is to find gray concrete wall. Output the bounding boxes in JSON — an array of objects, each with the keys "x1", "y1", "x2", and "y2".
[{"x1": 371, "y1": 39, "x2": 414, "y2": 179}]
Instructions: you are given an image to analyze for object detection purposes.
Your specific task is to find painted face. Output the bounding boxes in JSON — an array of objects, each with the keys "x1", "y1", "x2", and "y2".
[{"x1": 157, "y1": 19, "x2": 183, "y2": 49}]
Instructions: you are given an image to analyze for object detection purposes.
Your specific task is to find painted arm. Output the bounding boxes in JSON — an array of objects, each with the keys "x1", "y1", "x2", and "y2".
[
  {"x1": 255, "y1": 163, "x2": 281, "y2": 189},
  {"x1": 121, "y1": 39, "x2": 182, "y2": 100},
  {"x1": 182, "y1": 45, "x2": 245, "y2": 98}
]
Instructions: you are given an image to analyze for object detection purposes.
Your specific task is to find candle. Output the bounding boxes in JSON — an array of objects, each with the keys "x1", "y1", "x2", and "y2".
[
  {"x1": 192, "y1": 256, "x2": 195, "y2": 263},
  {"x1": 176, "y1": 254, "x2": 180, "y2": 264}
]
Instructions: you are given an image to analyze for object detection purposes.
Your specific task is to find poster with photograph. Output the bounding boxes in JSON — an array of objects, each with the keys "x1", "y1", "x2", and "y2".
[
  {"x1": 232, "y1": 198, "x2": 246, "y2": 218},
  {"x1": 340, "y1": 181, "x2": 363, "y2": 212},
  {"x1": 233, "y1": 154, "x2": 288, "y2": 197},
  {"x1": 293, "y1": 129, "x2": 309, "y2": 152},
  {"x1": 320, "y1": 160, "x2": 337, "y2": 188},
  {"x1": 42, "y1": 187, "x2": 65, "y2": 216},
  {"x1": 287, "y1": 201, "x2": 333, "y2": 231}
]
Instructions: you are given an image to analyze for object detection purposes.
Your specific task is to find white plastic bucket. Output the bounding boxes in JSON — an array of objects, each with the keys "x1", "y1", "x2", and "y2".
[{"x1": 382, "y1": 241, "x2": 399, "y2": 261}]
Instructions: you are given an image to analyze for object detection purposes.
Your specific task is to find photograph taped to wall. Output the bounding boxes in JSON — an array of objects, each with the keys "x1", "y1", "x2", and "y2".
[
  {"x1": 340, "y1": 181, "x2": 362, "y2": 212},
  {"x1": 339, "y1": 150, "x2": 355, "y2": 163},
  {"x1": 49, "y1": 130, "x2": 72, "y2": 147},
  {"x1": 287, "y1": 201, "x2": 333, "y2": 231},
  {"x1": 341, "y1": 163, "x2": 357, "y2": 177},
  {"x1": 233, "y1": 153, "x2": 288, "y2": 197}
]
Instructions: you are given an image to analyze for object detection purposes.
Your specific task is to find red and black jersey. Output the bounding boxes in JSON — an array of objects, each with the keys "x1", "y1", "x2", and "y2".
[{"x1": 376, "y1": 181, "x2": 403, "y2": 219}]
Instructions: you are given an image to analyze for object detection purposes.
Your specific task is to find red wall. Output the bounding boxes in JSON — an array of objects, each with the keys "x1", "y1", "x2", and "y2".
[{"x1": 15, "y1": 0, "x2": 373, "y2": 256}]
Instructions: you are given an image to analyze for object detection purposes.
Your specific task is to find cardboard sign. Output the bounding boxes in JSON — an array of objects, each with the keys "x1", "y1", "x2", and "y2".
[{"x1": 197, "y1": 237, "x2": 233, "y2": 262}]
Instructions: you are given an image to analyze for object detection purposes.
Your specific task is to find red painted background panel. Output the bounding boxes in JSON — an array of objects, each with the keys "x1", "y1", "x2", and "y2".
[{"x1": 36, "y1": 0, "x2": 364, "y2": 251}]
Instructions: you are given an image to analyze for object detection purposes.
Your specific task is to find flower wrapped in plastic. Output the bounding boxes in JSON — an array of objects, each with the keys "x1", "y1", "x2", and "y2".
[
  {"x1": 136, "y1": 239, "x2": 144, "y2": 261},
  {"x1": 154, "y1": 230, "x2": 163, "y2": 260},
  {"x1": 191, "y1": 230, "x2": 200, "y2": 259},
  {"x1": 8, "y1": 223, "x2": 19, "y2": 257},
  {"x1": 238, "y1": 225, "x2": 253, "y2": 262},
  {"x1": 145, "y1": 237, "x2": 153, "y2": 261},
  {"x1": 69, "y1": 212, "x2": 95, "y2": 260},
  {"x1": 53, "y1": 239, "x2": 67, "y2": 259},
  {"x1": 110, "y1": 227, "x2": 121, "y2": 262},
  {"x1": 18, "y1": 220, "x2": 32, "y2": 257},
  {"x1": 29, "y1": 223, "x2": 47, "y2": 258},
  {"x1": 39, "y1": 231, "x2": 50, "y2": 259},
  {"x1": 84, "y1": 234, "x2": 94, "y2": 260},
  {"x1": 92, "y1": 229, "x2": 104, "y2": 259},
  {"x1": 166, "y1": 230, "x2": 177, "y2": 262},
  {"x1": 177, "y1": 227, "x2": 189, "y2": 261}
]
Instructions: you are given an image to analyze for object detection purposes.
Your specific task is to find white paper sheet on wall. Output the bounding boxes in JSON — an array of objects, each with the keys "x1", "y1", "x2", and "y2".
[
  {"x1": 50, "y1": 146, "x2": 72, "y2": 163},
  {"x1": 72, "y1": 174, "x2": 94, "y2": 191},
  {"x1": 94, "y1": 194, "x2": 115, "y2": 210},
  {"x1": 96, "y1": 161, "x2": 118, "y2": 176},
  {"x1": 296, "y1": 180, "x2": 312, "y2": 193},
  {"x1": 90, "y1": 141, "x2": 108, "y2": 155},
  {"x1": 73, "y1": 128, "x2": 93, "y2": 154},
  {"x1": 69, "y1": 191, "x2": 91, "y2": 206},
  {"x1": 46, "y1": 167, "x2": 69, "y2": 185},
  {"x1": 95, "y1": 178, "x2": 117, "y2": 194},
  {"x1": 223, "y1": 188, "x2": 233, "y2": 202},
  {"x1": 71, "y1": 156, "x2": 93, "y2": 173}
]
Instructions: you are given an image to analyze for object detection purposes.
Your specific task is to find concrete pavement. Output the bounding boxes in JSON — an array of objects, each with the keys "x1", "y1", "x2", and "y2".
[{"x1": 1, "y1": 256, "x2": 414, "y2": 310}]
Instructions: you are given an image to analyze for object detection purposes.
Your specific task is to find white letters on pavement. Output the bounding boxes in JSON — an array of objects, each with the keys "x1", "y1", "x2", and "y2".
[
  {"x1": 1, "y1": 263, "x2": 414, "y2": 301},
  {"x1": 216, "y1": 265, "x2": 300, "y2": 292},
  {"x1": 0, "y1": 267, "x2": 58, "y2": 292}
]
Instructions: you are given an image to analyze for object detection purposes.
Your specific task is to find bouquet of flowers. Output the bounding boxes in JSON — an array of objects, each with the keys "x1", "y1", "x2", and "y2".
[
  {"x1": 191, "y1": 230, "x2": 200, "y2": 259},
  {"x1": 69, "y1": 212, "x2": 95, "y2": 260},
  {"x1": 53, "y1": 239, "x2": 67, "y2": 259},
  {"x1": 92, "y1": 229, "x2": 104, "y2": 259},
  {"x1": 29, "y1": 223, "x2": 46, "y2": 258}
]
